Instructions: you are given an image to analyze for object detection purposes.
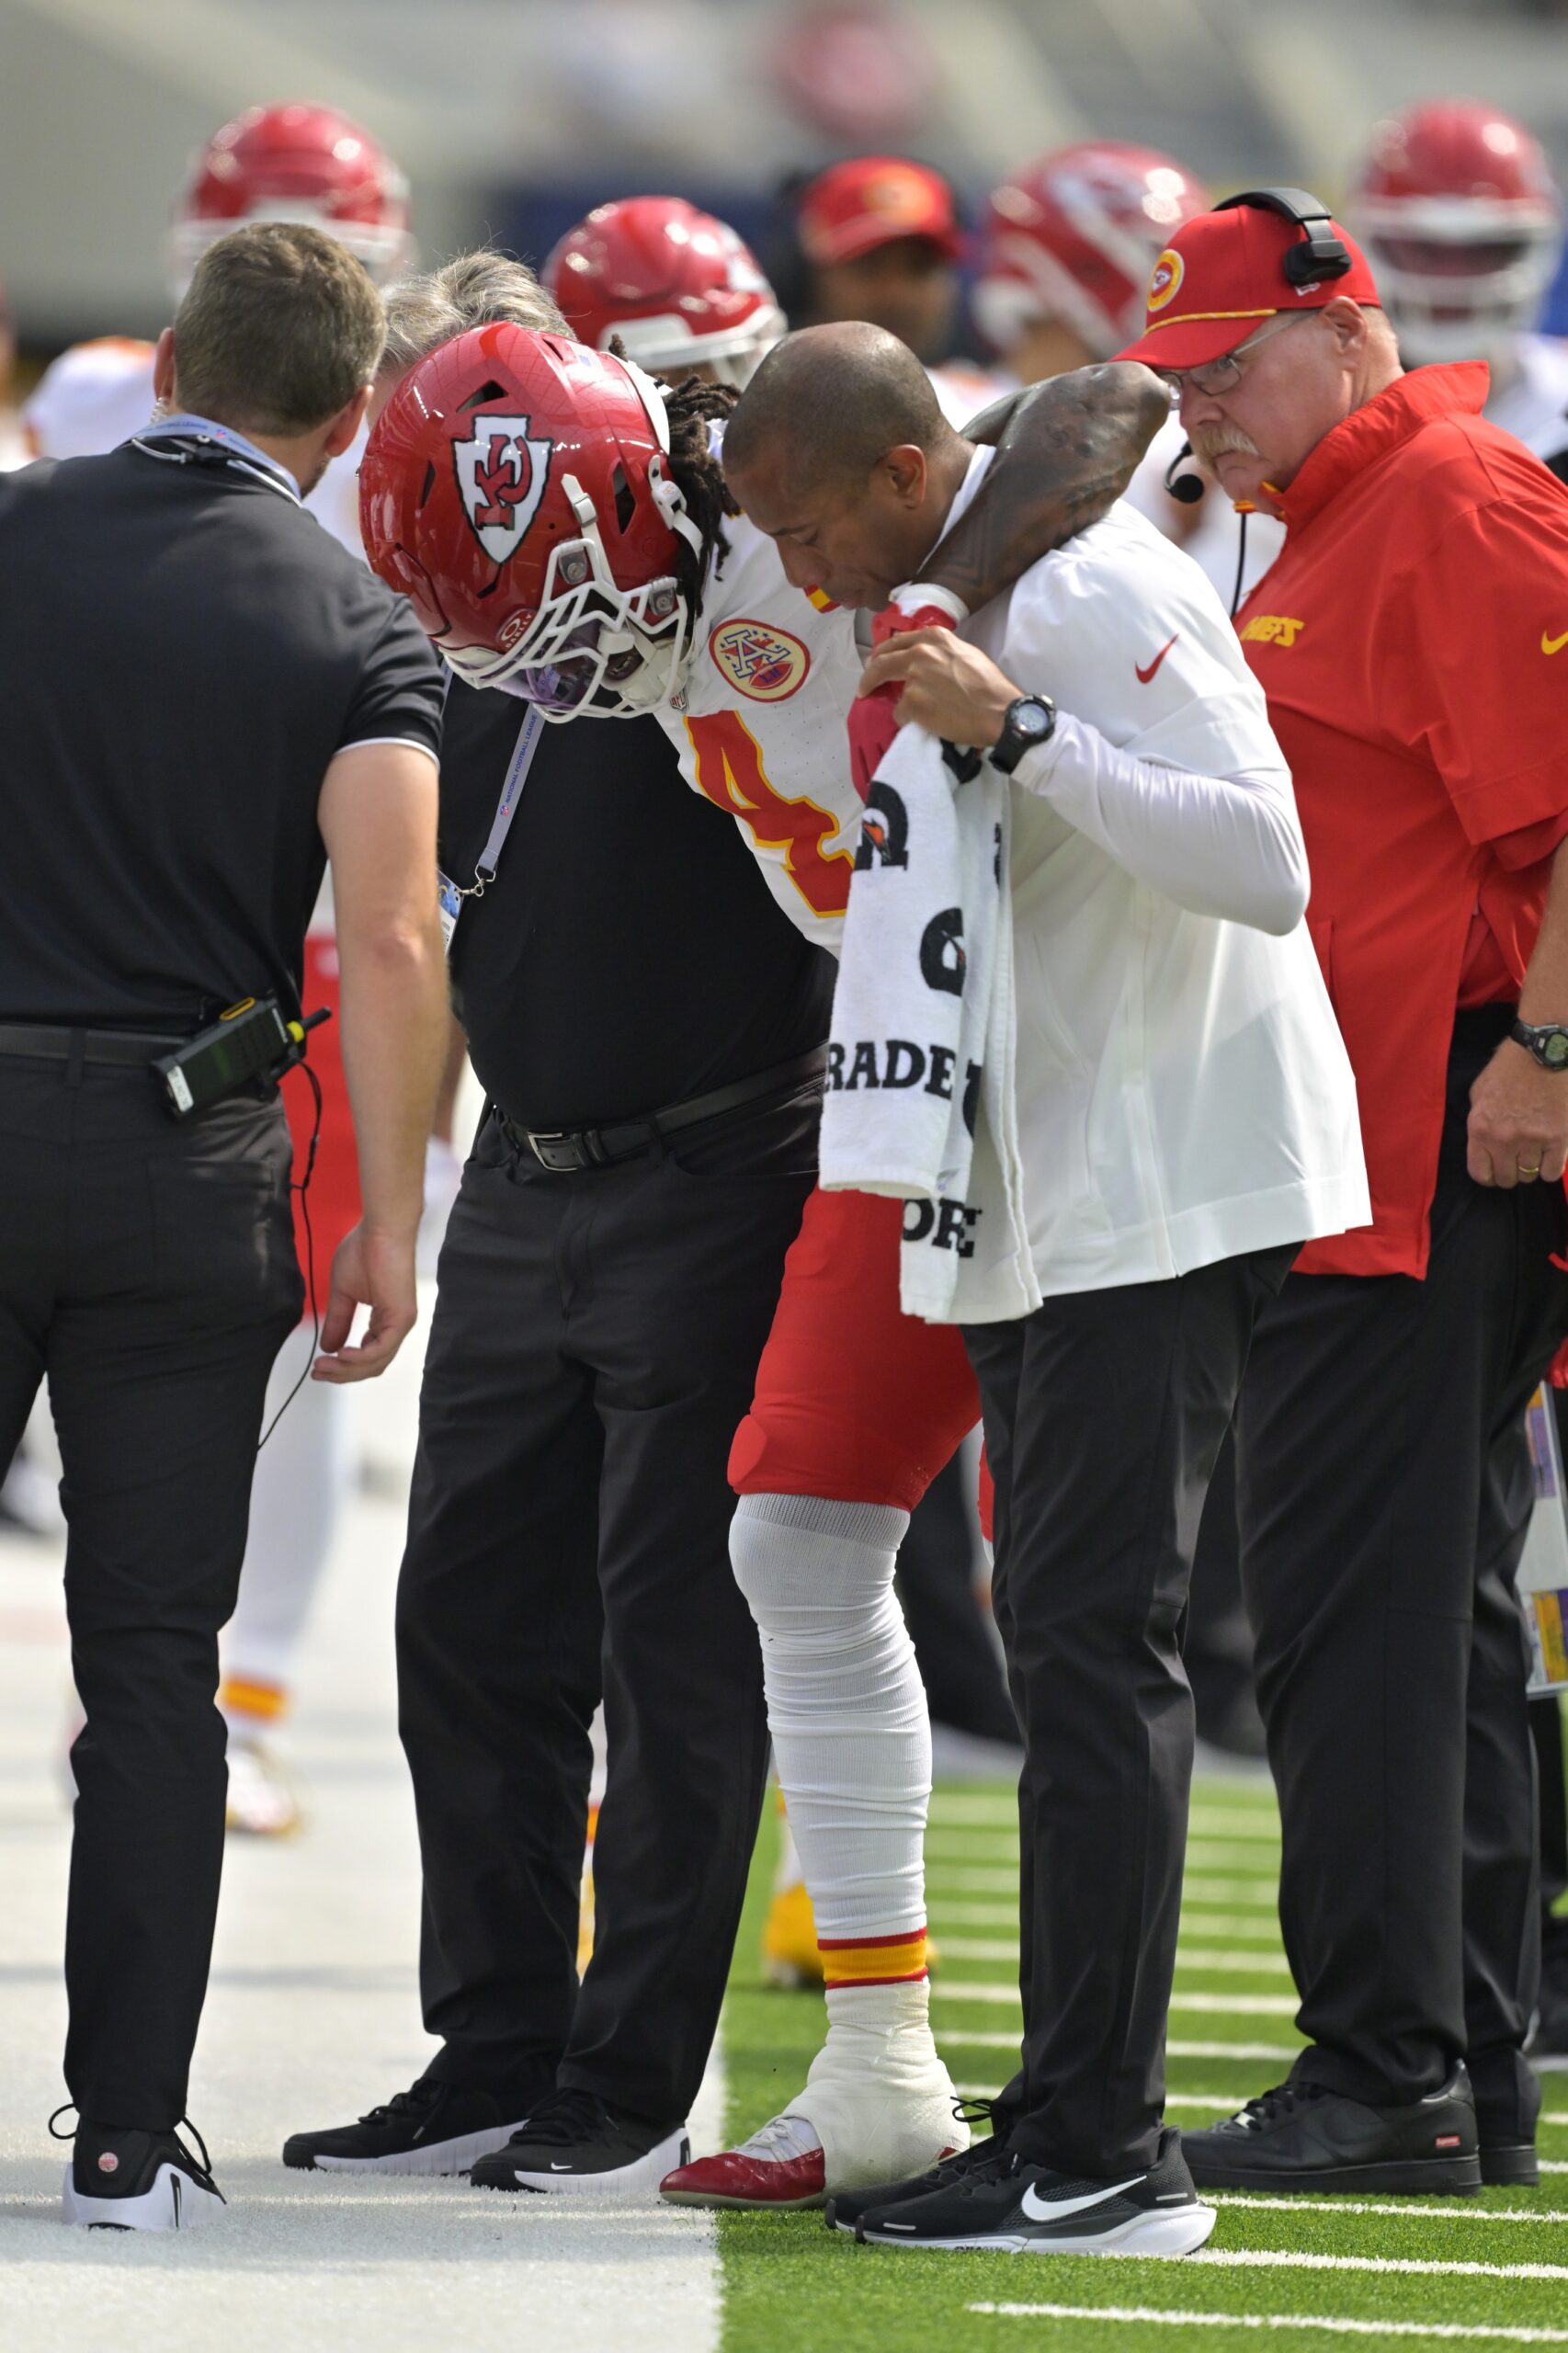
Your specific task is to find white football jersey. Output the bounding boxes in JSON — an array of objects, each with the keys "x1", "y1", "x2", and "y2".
[
  {"x1": 24, "y1": 335, "x2": 368, "y2": 555},
  {"x1": 1489, "y1": 332, "x2": 1568, "y2": 471},
  {"x1": 657, "y1": 446, "x2": 865, "y2": 951}
]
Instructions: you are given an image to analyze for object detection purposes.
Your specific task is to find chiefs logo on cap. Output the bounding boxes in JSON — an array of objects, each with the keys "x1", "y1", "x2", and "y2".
[
  {"x1": 453, "y1": 415, "x2": 553, "y2": 564},
  {"x1": 709, "y1": 618, "x2": 811, "y2": 701},
  {"x1": 1147, "y1": 249, "x2": 1185, "y2": 313}
]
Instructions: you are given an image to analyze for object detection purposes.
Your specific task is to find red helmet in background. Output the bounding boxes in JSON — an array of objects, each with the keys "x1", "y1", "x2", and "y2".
[
  {"x1": 169, "y1": 102, "x2": 412, "y2": 292},
  {"x1": 1351, "y1": 100, "x2": 1562, "y2": 365},
  {"x1": 975, "y1": 140, "x2": 1209, "y2": 361},
  {"x1": 544, "y1": 197, "x2": 785, "y2": 389},
  {"x1": 360, "y1": 323, "x2": 697, "y2": 716}
]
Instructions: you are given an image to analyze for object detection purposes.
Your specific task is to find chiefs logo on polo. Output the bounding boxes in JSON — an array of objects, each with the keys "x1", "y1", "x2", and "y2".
[
  {"x1": 1147, "y1": 249, "x2": 1185, "y2": 313},
  {"x1": 709, "y1": 618, "x2": 811, "y2": 701},
  {"x1": 453, "y1": 415, "x2": 553, "y2": 564}
]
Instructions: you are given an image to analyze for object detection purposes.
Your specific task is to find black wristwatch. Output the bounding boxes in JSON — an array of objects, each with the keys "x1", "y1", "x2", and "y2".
[
  {"x1": 989, "y1": 694, "x2": 1057, "y2": 777},
  {"x1": 1511, "y1": 1017, "x2": 1568, "y2": 1071}
]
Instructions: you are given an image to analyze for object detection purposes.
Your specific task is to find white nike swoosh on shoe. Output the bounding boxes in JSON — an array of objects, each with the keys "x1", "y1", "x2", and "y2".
[
  {"x1": 550, "y1": 2163, "x2": 573, "y2": 2171},
  {"x1": 1019, "y1": 2172, "x2": 1146, "y2": 2222}
]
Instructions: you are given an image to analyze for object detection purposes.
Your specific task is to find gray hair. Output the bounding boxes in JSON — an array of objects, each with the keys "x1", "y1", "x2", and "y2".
[{"x1": 381, "y1": 251, "x2": 567, "y2": 377}]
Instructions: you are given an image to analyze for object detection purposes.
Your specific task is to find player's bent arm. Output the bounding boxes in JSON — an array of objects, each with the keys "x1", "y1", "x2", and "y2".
[
  {"x1": 316, "y1": 740, "x2": 449, "y2": 1380},
  {"x1": 923, "y1": 364, "x2": 1170, "y2": 615}
]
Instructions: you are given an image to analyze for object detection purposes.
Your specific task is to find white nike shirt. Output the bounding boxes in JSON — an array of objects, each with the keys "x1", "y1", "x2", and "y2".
[
  {"x1": 949, "y1": 451, "x2": 1369, "y2": 1293},
  {"x1": 24, "y1": 335, "x2": 369, "y2": 556}
]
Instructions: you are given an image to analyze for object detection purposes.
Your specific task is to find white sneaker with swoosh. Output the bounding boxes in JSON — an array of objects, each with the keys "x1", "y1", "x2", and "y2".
[{"x1": 853, "y1": 2126, "x2": 1215, "y2": 2255}]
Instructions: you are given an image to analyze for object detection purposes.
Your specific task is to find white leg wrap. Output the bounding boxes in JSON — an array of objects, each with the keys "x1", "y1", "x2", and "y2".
[
  {"x1": 731, "y1": 1491, "x2": 930, "y2": 1944},
  {"x1": 792, "y1": 1983, "x2": 968, "y2": 2191}
]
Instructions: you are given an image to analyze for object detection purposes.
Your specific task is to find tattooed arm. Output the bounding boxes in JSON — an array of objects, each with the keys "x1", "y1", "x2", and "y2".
[{"x1": 921, "y1": 363, "x2": 1169, "y2": 614}]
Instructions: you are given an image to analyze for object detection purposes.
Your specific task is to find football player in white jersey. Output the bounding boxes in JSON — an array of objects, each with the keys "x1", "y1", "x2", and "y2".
[
  {"x1": 22, "y1": 102, "x2": 411, "y2": 1834},
  {"x1": 1352, "y1": 100, "x2": 1568, "y2": 477},
  {"x1": 358, "y1": 295, "x2": 1166, "y2": 2203},
  {"x1": 974, "y1": 141, "x2": 1282, "y2": 611}
]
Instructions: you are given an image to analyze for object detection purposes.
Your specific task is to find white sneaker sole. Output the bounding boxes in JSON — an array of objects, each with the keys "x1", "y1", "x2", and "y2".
[
  {"x1": 62, "y1": 2163, "x2": 225, "y2": 2231},
  {"x1": 492, "y1": 2126, "x2": 690, "y2": 2198},
  {"x1": 309, "y1": 2121, "x2": 533, "y2": 2177},
  {"x1": 863, "y1": 2202, "x2": 1217, "y2": 2258}
]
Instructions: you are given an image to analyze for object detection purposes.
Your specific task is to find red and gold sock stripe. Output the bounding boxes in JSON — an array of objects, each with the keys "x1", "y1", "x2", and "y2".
[
  {"x1": 818, "y1": 1927, "x2": 928, "y2": 1989},
  {"x1": 219, "y1": 1676, "x2": 288, "y2": 1724}
]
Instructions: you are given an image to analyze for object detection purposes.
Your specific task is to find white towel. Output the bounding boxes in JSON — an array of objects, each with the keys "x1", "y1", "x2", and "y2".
[{"x1": 819, "y1": 725, "x2": 1040, "y2": 1325}]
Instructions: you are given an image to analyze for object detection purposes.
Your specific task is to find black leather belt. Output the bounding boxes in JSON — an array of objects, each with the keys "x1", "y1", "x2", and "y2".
[
  {"x1": 0, "y1": 1022, "x2": 184, "y2": 1066},
  {"x1": 497, "y1": 1046, "x2": 827, "y2": 1174}
]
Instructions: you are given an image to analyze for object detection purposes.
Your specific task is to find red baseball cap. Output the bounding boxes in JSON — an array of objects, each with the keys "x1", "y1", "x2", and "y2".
[
  {"x1": 799, "y1": 155, "x2": 963, "y2": 267},
  {"x1": 1116, "y1": 202, "x2": 1381, "y2": 369}
]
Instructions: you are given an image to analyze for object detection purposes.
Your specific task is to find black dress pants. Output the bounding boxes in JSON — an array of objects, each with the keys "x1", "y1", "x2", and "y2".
[
  {"x1": 964, "y1": 1243, "x2": 1295, "y2": 2176},
  {"x1": 396, "y1": 1088, "x2": 816, "y2": 2126},
  {"x1": 0, "y1": 1057, "x2": 301, "y2": 2127},
  {"x1": 1235, "y1": 1007, "x2": 1568, "y2": 2106}
]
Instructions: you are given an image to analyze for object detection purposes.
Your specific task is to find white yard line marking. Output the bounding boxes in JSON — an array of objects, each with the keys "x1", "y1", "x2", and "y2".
[
  {"x1": 1176, "y1": 1913, "x2": 1286, "y2": 1941},
  {"x1": 926, "y1": 1868, "x2": 1028, "y2": 1893},
  {"x1": 1187, "y1": 2249, "x2": 1568, "y2": 2280},
  {"x1": 967, "y1": 2302, "x2": 1568, "y2": 2342},
  {"x1": 931, "y1": 1903, "x2": 1022, "y2": 1928},
  {"x1": 1174, "y1": 1951, "x2": 1293, "y2": 1975},
  {"x1": 934, "y1": 1984, "x2": 1299, "y2": 2018},
  {"x1": 1210, "y1": 2193, "x2": 1568, "y2": 2224},
  {"x1": 1182, "y1": 1880, "x2": 1281, "y2": 1906},
  {"x1": 938, "y1": 2031, "x2": 1301, "y2": 2061},
  {"x1": 937, "y1": 1938, "x2": 1024, "y2": 1963}
]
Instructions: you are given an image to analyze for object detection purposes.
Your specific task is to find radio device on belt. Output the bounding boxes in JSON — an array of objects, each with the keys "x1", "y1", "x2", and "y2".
[{"x1": 153, "y1": 995, "x2": 329, "y2": 1119}]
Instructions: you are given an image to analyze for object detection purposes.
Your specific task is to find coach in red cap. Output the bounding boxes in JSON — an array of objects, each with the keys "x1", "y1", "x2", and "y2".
[
  {"x1": 1120, "y1": 192, "x2": 1568, "y2": 2195},
  {"x1": 795, "y1": 155, "x2": 963, "y2": 362}
]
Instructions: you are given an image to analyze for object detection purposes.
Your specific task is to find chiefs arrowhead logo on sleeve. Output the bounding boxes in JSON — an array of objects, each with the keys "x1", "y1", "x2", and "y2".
[
  {"x1": 708, "y1": 618, "x2": 811, "y2": 701},
  {"x1": 453, "y1": 415, "x2": 553, "y2": 563}
]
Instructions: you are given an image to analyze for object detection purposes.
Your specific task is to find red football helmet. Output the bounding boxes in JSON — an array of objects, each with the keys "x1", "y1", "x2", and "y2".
[
  {"x1": 544, "y1": 197, "x2": 785, "y2": 389},
  {"x1": 360, "y1": 323, "x2": 699, "y2": 716},
  {"x1": 169, "y1": 102, "x2": 412, "y2": 292},
  {"x1": 1351, "y1": 100, "x2": 1562, "y2": 365},
  {"x1": 975, "y1": 141, "x2": 1209, "y2": 361}
]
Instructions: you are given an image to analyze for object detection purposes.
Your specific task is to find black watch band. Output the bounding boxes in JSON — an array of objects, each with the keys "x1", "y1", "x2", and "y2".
[
  {"x1": 990, "y1": 694, "x2": 1057, "y2": 777},
  {"x1": 1511, "y1": 1017, "x2": 1568, "y2": 1071}
]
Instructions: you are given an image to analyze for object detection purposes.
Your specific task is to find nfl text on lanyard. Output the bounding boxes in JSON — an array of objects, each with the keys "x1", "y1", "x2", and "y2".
[{"x1": 437, "y1": 705, "x2": 546, "y2": 953}]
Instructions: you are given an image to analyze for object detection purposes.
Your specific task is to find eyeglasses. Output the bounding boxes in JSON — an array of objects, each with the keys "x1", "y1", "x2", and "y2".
[{"x1": 1156, "y1": 310, "x2": 1310, "y2": 400}]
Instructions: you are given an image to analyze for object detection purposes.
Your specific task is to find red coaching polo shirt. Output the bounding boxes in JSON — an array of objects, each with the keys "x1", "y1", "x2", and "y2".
[{"x1": 1236, "y1": 360, "x2": 1568, "y2": 1279}]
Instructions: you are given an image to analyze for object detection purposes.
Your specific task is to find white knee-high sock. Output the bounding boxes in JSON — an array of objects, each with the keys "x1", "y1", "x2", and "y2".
[
  {"x1": 222, "y1": 1341, "x2": 351, "y2": 1707},
  {"x1": 732, "y1": 1492, "x2": 930, "y2": 1955}
]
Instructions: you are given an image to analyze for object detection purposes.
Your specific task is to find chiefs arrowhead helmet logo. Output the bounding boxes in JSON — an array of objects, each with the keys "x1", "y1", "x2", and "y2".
[{"x1": 453, "y1": 415, "x2": 553, "y2": 563}]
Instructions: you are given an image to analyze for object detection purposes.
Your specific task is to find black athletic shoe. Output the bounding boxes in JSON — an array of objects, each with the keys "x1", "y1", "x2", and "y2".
[
  {"x1": 469, "y1": 2086, "x2": 688, "y2": 2196},
  {"x1": 1470, "y1": 2048, "x2": 1541, "y2": 2188},
  {"x1": 855, "y1": 2127, "x2": 1214, "y2": 2256},
  {"x1": 282, "y1": 2078, "x2": 540, "y2": 2177},
  {"x1": 62, "y1": 2117, "x2": 225, "y2": 2232},
  {"x1": 1182, "y1": 2068, "x2": 1482, "y2": 2196},
  {"x1": 824, "y1": 2100, "x2": 1012, "y2": 2235}
]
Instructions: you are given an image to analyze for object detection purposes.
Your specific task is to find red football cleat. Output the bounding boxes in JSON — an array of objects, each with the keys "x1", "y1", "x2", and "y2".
[{"x1": 660, "y1": 2114, "x2": 828, "y2": 2210}]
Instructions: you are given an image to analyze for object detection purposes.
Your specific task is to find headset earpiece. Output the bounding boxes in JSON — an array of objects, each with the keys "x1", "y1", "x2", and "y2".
[{"x1": 1214, "y1": 188, "x2": 1353, "y2": 290}]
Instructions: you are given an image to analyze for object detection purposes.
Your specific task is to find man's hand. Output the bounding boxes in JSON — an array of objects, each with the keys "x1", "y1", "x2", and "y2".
[
  {"x1": 858, "y1": 629, "x2": 1024, "y2": 748},
  {"x1": 924, "y1": 361, "x2": 1169, "y2": 615},
  {"x1": 312, "y1": 1222, "x2": 418, "y2": 1382},
  {"x1": 1467, "y1": 1040, "x2": 1568, "y2": 1188}
]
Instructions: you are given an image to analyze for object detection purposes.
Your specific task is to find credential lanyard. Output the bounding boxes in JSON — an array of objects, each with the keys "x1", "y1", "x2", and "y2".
[{"x1": 437, "y1": 704, "x2": 546, "y2": 955}]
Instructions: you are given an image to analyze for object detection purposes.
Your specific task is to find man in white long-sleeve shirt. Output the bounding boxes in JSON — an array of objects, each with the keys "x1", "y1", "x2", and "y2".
[{"x1": 721, "y1": 324, "x2": 1368, "y2": 2255}]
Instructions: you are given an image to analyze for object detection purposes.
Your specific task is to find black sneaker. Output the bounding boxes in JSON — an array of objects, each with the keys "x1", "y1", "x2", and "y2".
[
  {"x1": 1470, "y1": 2047, "x2": 1541, "y2": 2188},
  {"x1": 824, "y1": 2099, "x2": 1010, "y2": 2235},
  {"x1": 282, "y1": 2078, "x2": 540, "y2": 2176},
  {"x1": 62, "y1": 2116, "x2": 225, "y2": 2232},
  {"x1": 855, "y1": 2127, "x2": 1213, "y2": 2256},
  {"x1": 469, "y1": 2086, "x2": 687, "y2": 2197},
  {"x1": 1182, "y1": 2068, "x2": 1482, "y2": 2195}
]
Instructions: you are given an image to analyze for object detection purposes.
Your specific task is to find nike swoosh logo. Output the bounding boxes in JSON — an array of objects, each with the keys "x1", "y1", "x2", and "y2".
[
  {"x1": 1136, "y1": 636, "x2": 1177, "y2": 684},
  {"x1": 550, "y1": 2162, "x2": 573, "y2": 2171},
  {"x1": 1543, "y1": 630, "x2": 1568, "y2": 656},
  {"x1": 1019, "y1": 2171, "x2": 1146, "y2": 2222}
]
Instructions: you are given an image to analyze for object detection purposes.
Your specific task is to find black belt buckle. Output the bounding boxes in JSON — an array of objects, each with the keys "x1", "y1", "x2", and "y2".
[{"x1": 525, "y1": 1127, "x2": 592, "y2": 1173}]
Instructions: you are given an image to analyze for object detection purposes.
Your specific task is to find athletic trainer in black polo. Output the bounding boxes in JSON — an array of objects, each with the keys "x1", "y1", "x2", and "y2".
[{"x1": 0, "y1": 222, "x2": 448, "y2": 2229}]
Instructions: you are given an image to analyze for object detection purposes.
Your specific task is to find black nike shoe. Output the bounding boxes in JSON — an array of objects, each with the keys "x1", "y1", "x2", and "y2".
[
  {"x1": 282, "y1": 2077, "x2": 541, "y2": 2177},
  {"x1": 469, "y1": 2086, "x2": 688, "y2": 2196},
  {"x1": 824, "y1": 2099, "x2": 1012, "y2": 2235},
  {"x1": 854, "y1": 2127, "x2": 1214, "y2": 2256},
  {"x1": 63, "y1": 2117, "x2": 226, "y2": 2232},
  {"x1": 1470, "y1": 2047, "x2": 1541, "y2": 2188},
  {"x1": 1181, "y1": 2067, "x2": 1482, "y2": 2195}
]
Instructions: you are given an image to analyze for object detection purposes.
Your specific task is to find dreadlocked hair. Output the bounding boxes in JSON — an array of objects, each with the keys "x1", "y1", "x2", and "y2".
[{"x1": 609, "y1": 337, "x2": 740, "y2": 622}]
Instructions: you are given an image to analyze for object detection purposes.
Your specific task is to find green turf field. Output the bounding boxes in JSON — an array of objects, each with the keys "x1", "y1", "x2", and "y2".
[{"x1": 718, "y1": 1777, "x2": 1568, "y2": 2353}]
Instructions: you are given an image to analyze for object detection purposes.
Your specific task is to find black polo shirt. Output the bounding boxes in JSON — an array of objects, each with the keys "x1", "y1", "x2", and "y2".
[
  {"x1": 0, "y1": 437, "x2": 442, "y2": 1029},
  {"x1": 440, "y1": 681, "x2": 834, "y2": 1131}
]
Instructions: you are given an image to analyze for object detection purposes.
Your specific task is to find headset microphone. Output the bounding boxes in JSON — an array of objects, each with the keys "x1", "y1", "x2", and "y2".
[{"x1": 1164, "y1": 441, "x2": 1207, "y2": 506}]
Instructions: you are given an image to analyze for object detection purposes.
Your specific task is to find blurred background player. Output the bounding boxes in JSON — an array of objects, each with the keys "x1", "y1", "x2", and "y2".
[
  {"x1": 547, "y1": 188, "x2": 1020, "y2": 1985},
  {"x1": 21, "y1": 100, "x2": 413, "y2": 1836},
  {"x1": 1354, "y1": 96, "x2": 1568, "y2": 2057}
]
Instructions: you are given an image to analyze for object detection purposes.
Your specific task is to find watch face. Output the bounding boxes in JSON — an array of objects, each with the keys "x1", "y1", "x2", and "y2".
[{"x1": 1546, "y1": 1029, "x2": 1568, "y2": 1068}]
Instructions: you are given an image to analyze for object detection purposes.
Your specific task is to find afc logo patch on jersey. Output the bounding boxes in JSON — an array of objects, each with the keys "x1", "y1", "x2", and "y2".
[
  {"x1": 453, "y1": 415, "x2": 552, "y2": 563},
  {"x1": 708, "y1": 617, "x2": 811, "y2": 702}
]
